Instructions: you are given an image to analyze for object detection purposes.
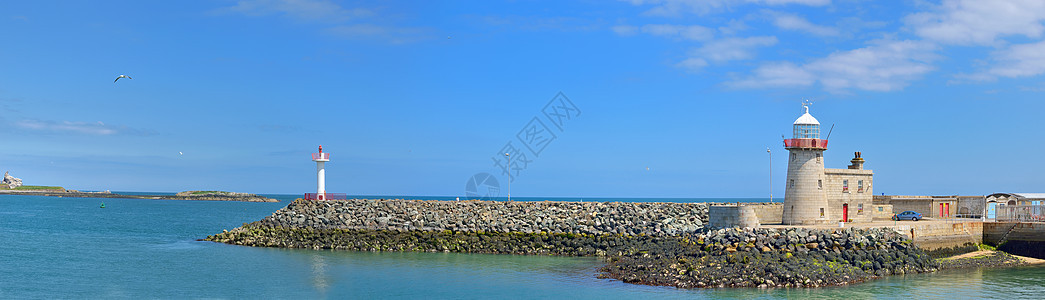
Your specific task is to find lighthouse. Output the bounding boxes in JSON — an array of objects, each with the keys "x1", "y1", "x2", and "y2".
[
  {"x1": 780, "y1": 102, "x2": 874, "y2": 225},
  {"x1": 782, "y1": 103, "x2": 829, "y2": 225},
  {"x1": 312, "y1": 145, "x2": 330, "y2": 200}
]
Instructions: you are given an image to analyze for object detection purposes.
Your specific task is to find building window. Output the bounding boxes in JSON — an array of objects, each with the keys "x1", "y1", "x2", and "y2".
[
  {"x1": 818, "y1": 180, "x2": 822, "y2": 189},
  {"x1": 858, "y1": 203, "x2": 864, "y2": 214},
  {"x1": 820, "y1": 208, "x2": 825, "y2": 217},
  {"x1": 858, "y1": 180, "x2": 864, "y2": 192},
  {"x1": 877, "y1": 206, "x2": 883, "y2": 212},
  {"x1": 816, "y1": 153, "x2": 822, "y2": 163},
  {"x1": 790, "y1": 180, "x2": 794, "y2": 188},
  {"x1": 843, "y1": 180, "x2": 849, "y2": 192},
  {"x1": 791, "y1": 153, "x2": 796, "y2": 161}
]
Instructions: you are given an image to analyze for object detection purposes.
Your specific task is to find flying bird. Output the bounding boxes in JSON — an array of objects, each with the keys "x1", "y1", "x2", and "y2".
[
  {"x1": 179, "y1": 152, "x2": 183, "y2": 155},
  {"x1": 114, "y1": 75, "x2": 132, "y2": 83}
]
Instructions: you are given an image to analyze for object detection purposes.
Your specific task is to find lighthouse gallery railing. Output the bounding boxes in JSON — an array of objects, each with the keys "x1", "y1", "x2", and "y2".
[
  {"x1": 305, "y1": 194, "x2": 349, "y2": 200},
  {"x1": 783, "y1": 138, "x2": 828, "y2": 149}
]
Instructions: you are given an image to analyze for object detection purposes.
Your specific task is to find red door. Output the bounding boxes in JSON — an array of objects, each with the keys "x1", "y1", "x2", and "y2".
[
  {"x1": 939, "y1": 203, "x2": 944, "y2": 217},
  {"x1": 842, "y1": 204, "x2": 849, "y2": 222}
]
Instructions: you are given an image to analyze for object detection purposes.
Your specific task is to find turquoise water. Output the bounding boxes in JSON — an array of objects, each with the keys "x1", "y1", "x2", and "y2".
[{"x1": 2, "y1": 194, "x2": 1044, "y2": 299}]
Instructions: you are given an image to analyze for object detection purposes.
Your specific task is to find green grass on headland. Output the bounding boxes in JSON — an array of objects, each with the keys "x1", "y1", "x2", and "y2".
[
  {"x1": 190, "y1": 191, "x2": 223, "y2": 195},
  {"x1": 7, "y1": 185, "x2": 65, "y2": 190}
]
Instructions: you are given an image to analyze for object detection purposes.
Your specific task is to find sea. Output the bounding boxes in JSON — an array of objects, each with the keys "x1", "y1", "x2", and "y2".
[{"x1": 2, "y1": 194, "x2": 1044, "y2": 299}]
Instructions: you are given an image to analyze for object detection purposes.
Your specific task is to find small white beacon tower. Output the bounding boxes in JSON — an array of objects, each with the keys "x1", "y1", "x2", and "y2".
[{"x1": 312, "y1": 145, "x2": 330, "y2": 200}]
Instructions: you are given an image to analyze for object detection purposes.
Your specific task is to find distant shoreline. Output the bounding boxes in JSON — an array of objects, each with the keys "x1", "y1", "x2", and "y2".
[{"x1": 0, "y1": 189, "x2": 279, "y2": 202}]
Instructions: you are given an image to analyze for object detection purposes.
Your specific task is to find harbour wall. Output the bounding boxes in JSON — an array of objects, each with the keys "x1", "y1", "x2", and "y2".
[
  {"x1": 984, "y1": 222, "x2": 1045, "y2": 258},
  {"x1": 706, "y1": 203, "x2": 783, "y2": 228},
  {"x1": 245, "y1": 199, "x2": 1044, "y2": 255},
  {"x1": 255, "y1": 199, "x2": 709, "y2": 236},
  {"x1": 853, "y1": 221, "x2": 1045, "y2": 257},
  {"x1": 708, "y1": 205, "x2": 759, "y2": 228},
  {"x1": 898, "y1": 221, "x2": 984, "y2": 250}
]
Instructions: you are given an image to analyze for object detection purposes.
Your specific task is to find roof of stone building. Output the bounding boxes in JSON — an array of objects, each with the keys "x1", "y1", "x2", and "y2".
[
  {"x1": 986, "y1": 192, "x2": 1045, "y2": 199},
  {"x1": 1013, "y1": 193, "x2": 1045, "y2": 199}
]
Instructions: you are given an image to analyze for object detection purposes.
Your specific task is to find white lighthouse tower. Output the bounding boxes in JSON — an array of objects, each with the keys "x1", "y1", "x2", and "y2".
[
  {"x1": 312, "y1": 145, "x2": 330, "y2": 200},
  {"x1": 782, "y1": 102, "x2": 829, "y2": 225}
]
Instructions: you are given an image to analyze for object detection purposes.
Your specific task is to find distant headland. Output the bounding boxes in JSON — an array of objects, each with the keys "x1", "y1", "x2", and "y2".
[
  {"x1": 0, "y1": 188, "x2": 278, "y2": 202},
  {"x1": 0, "y1": 170, "x2": 277, "y2": 202}
]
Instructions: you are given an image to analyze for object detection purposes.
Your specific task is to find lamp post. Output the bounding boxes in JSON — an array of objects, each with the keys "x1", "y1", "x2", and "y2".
[
  {"x1": 505, "y1": 153, "x2": 511, "y2": 201},
  {"x1": 767, "y1": 147, "x2": 772, "y2": 203}
]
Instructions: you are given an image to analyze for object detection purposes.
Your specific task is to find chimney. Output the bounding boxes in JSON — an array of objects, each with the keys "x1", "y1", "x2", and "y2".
[{"x1": 848, "y1": 152, "x2": 864, "y2": 169}]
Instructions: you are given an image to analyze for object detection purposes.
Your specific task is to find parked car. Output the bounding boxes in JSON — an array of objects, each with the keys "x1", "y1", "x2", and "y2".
[{"x1": 892, "y1": 211, "x2": 922, "y2": 221}]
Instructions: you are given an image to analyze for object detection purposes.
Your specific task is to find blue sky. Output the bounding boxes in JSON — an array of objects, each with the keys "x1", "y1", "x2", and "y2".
[{"x1": 1, "y1": 0, "x2": 1044, "y2": 198}]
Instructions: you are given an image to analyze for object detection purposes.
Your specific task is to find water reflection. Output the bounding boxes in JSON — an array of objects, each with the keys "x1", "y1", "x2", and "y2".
[{"x1": 310, "y1": 253, "x2": 330, "y2": 295}]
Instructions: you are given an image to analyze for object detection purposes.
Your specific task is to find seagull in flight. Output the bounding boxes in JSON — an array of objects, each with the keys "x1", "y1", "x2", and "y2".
[{"x1": 114, "y1": 75, "x2": 132, "y2": 83}]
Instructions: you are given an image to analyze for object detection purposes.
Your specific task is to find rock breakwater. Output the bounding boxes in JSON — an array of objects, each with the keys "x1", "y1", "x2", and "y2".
[
  {"x1": 599, "y1": 227, "x2": 937, "y2": 288},
  {"x1": 256, "y1": 199, "x2": 708, "y2": 236},
  {"x1": 205, "y1": 199, "x2": 943, "y2": 288}
]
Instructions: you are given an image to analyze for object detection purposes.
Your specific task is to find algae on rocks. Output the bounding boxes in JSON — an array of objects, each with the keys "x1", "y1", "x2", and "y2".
[{"x1": 204, "y1": 199, "x2": 945, "y2": 289}]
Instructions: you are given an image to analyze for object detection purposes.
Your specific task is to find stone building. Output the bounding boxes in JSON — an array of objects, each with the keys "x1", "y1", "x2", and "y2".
[
  {"x1": 985, "y1": 193, "x2": 1045, "y2": 219},
  {"x1": 781, "y1": 104, "x2": 874, "y2": 225}
]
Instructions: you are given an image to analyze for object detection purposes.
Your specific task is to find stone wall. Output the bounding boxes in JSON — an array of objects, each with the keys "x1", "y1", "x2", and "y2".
[
  {"x1": 708, "y1": 205, "x2": 760, "y2": 228},
  {"x1": 956, "y1": 196, "x2": 985, "y2": 217},
  {"x1": 889, "y1": 198, "x2": 934, "y2": 217},
  {"x1": 893, "y1": 221, "x2": 983, "y2": 250},
  {"x1": 984, "y1": 222, "x2": 1045, "y2": 258},
  {"x1": 747, "y1": 203, "x2": 783, "y2": 225},
  {"x1": 983, "y1": 222, "x2": 1045, "y2": 244},
  {"x1": 257, "y1": 199, "x2": 709, "y2": 236},
  {"x1": 871, "y1": 204, "x2": 893, "y2": 220}
]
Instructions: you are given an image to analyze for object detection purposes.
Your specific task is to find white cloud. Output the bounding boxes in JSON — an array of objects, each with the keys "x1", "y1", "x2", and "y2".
[
  {"x1": 325, "y1": 24, "x2": 432, "y2": 44},
  {"x1": 697, "y1": 36, "x2": 778, "y2": 62},
  {"x1": 737, "y1": 62, "x2": 817, "y2": 87},
  {"x1": 625, "y1": 0, "x2": 830, "y2": 16},
  {"x1": 217, "y1": 0, "x2": 434, "y2": 44},
  {"x1": 218, "y1": 0, "x2": 372, "y2": 22},
  {"x1": 906, "y1": 0, "x2": 1045, "y2": 45},
  {"x1": 771, "y1": 13, "x2": 839, "y2": 36},
  {"x1": 676, "y1": 57, "x2": 709, "y2": 69},
  {"x1": 981, "y1": 40, "x2": 1045, "y2": 79},
  {"x1": 15, "y1": 120, "x2": 150, "y2": 136},
  {"x1": 678, "y1": 36, "x2": 777, "y2": 71},
  {"x1": 731, "y1": 40, "x2": 938, "y2": 92},
  {"x1": 640, "y1": 24, "x2": 715, "y2": 40},
  {"x1": 611, "y1": 23, "x2": 714, "y2": 40},
  {"x1": 612, "y1": 25, "x2": 640, "y2": 36}
]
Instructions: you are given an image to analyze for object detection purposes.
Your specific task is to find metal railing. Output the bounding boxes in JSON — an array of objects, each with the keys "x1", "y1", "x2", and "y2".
[
  {"x1": 312, "y1": 153, "x2": 330, "y2": 160},
  {"x1": 303, "y1": 193, "x2": 347, "y2": 200},
  {"x1": 783, "y1": 138, "x2": 828, "y2": 149},
  {"x1": 996, "y1": 205, "x2": 1045, "y2": 222}
]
